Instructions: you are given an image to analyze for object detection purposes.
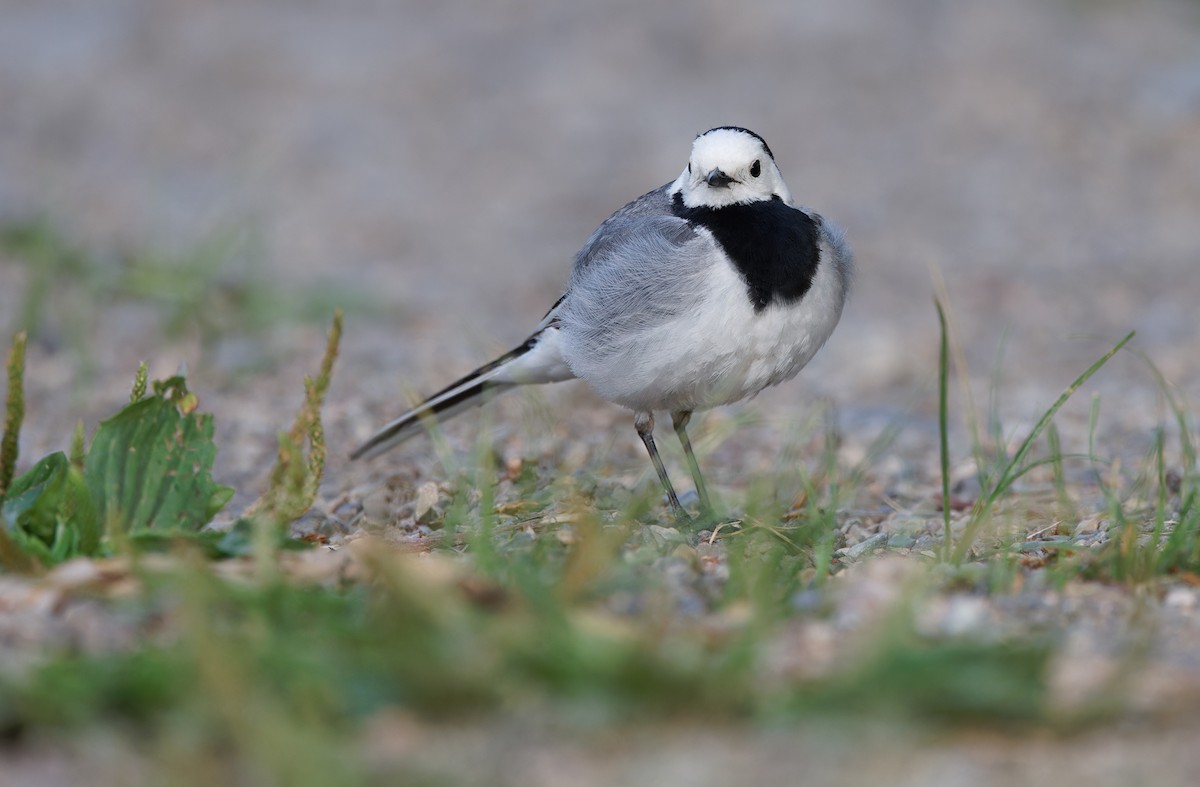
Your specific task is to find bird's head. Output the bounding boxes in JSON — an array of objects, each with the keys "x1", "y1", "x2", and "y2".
[{"x1": 673, "y1": 127, "x2": 792, "y2": 209}]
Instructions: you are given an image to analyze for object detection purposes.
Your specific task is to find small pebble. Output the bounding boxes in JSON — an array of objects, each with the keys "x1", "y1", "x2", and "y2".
[
  {"x1": 413, "y1": 482, "x2": 441, "y2": 524},
  {"x1": 362, "y1": 487, "x2": 395, "y2": 523},
  {"x1": 1164, "y1": 587, "x2": 1197, "y2": 610}
]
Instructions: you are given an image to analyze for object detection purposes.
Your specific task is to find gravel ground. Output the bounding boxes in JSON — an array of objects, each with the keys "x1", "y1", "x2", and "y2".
[{"x1": 1, "y1": 0, "x2": 1199, "y2": 783}]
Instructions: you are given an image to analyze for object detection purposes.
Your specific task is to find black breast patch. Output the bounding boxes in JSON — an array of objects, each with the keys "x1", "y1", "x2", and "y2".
[{"x1": 672, "y1": 193, "x2": 821, "y2": 313}]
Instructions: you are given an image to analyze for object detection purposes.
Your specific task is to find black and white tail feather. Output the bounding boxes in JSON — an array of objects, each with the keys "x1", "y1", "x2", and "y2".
[
  {"x1": 349, "y1": 308, "x2": 574, "y2": 460},
  {"x1": 352, "y1": 127, "x2": 853, "y2": 520}
]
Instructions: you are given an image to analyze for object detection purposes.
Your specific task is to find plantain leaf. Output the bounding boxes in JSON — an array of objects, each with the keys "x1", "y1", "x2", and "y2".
[
  {"x1": 85, "y1": 375, "x2": 234, "y2": 533},
  {"x1": 126, "y1": 518, "x2": 311, "y2": 559},
  {"x1": 1, "y1": 451, "x2": 101, "y2": 564}
]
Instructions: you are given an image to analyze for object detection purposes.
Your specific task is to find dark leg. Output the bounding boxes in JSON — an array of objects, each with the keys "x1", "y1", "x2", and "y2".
[
  {"x1": 672, "y1": 410, "x2": 713, "y2": 514},
  {"x1": 634, "y1": 411, "x2": 685, "y2": 517}
]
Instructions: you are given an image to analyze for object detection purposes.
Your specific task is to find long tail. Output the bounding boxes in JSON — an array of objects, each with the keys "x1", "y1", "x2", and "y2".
[{"x1": 351, "y1": 325, "x2": 573, "y2": 460}]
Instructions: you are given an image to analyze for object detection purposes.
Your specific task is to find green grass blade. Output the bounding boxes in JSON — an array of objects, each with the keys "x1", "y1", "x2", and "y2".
[
  {"x1": 993, "y1": 331, "x2": 1135, "y2": 498},
  {"x1": 953, "y1": 331, "x2": 1135, "y2": 562},
  {"x1": 1, "y1": 331, "x2": 27, "y2": 497},
  {"x1": 936, "y1": 298, "x2": 953, "y2": 560}
]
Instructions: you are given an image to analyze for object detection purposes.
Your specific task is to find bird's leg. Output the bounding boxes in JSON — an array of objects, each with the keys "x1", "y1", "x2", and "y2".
[
  {"x1": 671, "y1": 410, "x2": 713, "y2": 515},
  {"x1": 634, "y1": 411, "x2": 685, "y2": 517}
]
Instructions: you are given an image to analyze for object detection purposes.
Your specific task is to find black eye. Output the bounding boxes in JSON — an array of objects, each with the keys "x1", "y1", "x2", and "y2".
[
  {"x1": 750, "y1": 160, "x2": 761, "y2": 178},
  {"x1": 688, "y1": 162, "x2": 692, "y2": 173}
]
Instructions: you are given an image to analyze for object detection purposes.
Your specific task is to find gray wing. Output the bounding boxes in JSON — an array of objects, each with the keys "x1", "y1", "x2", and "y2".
[
  {"x1": 554, "y1": 184, "x2": 722, "y2": 368},
  {"x1": 571, "y1": 183, "x2": 676, "y2": 275},
  {"x1": 532, "y1": 184, "x2": 677, "y2": 332}
]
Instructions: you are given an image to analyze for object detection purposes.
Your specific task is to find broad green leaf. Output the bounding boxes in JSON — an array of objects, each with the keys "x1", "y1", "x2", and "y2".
[
  {"x1": 126, "y1": 519, "x2": 311, "y2": 559},
  {"x1": 85, "y1": 376, "x2": 234, "y2": 533},
  {"x1": 1, "y1": 451, "x2": 101, "y2": 564}
]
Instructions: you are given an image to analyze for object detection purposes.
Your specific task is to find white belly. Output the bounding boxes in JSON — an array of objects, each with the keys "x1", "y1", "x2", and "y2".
[{"x1": 569, "y1": 238, "x2": 847, "y2": 414}]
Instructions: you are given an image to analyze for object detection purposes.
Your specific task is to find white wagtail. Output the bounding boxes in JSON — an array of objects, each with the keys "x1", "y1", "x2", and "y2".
[{"x1": 353, "y1": 127, "x2": 853, "y2": 518}]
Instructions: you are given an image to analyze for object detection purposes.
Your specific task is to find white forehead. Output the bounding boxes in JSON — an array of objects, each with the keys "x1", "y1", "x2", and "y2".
[{"x1": 690, "y1": 129, "x2": 770, "y2": 168}]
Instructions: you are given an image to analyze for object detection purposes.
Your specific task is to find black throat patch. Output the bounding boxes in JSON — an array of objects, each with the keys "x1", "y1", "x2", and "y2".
[{"x1": 672, "y1": 192, "x2": 821, "y2": 313}]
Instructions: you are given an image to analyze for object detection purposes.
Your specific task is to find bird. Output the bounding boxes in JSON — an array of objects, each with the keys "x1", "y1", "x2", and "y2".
[{"x1": 352, "y1": 126, "x2": 853, "y2": 519}]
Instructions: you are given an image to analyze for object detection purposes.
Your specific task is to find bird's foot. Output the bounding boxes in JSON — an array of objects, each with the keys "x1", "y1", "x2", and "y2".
[{"x1": 668, "y1": 489, "x2": 730, "y2": 530}]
